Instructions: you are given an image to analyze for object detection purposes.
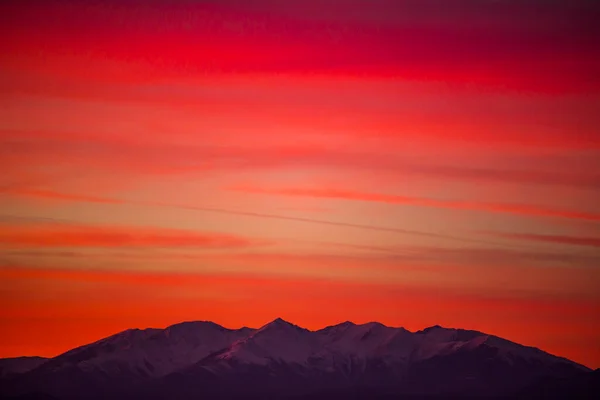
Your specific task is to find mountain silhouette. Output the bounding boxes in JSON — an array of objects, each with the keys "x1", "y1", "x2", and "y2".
[{"x1": 1, "y1": 318, "x2": 596, "y2": 399}]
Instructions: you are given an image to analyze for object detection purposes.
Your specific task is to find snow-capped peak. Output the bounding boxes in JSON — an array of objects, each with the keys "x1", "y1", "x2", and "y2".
[
  {"x1": 259, "y1": 317, "x2": 306, "y2": 331},
  {"x1": 39, "y1": 321, "x2": 253, "y2": 378},
  {"x1": 20, "y1": 318, "x2": 589, "y2": 384},
  {"x1": 215, "y1": 319, "x2": 318, "y2": 366},
  {"x1": 3, "y1": 319, "x2": 593, "y2": 400}
]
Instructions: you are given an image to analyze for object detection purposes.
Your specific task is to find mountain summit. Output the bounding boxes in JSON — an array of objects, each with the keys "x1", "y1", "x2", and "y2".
[{"x1": 0, "y1": 319, "x2": 595, "y2": 400}]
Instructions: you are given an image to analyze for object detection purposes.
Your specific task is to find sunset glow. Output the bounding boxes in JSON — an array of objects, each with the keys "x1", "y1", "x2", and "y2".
[{"x1": 1, "y1": 0, "x2": 599, "y2": 369}]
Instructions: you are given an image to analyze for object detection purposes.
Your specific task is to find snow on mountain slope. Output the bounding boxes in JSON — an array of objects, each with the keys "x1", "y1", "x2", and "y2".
[
  {"x1": 38, "y1": 321, "x2": 255, "y2": 378},
  {"x1": 208, "y1": 319, "x2": 413, "y2": 370},
  {"x1": 197, "y1": 319, "x2": 587, "y2": 374},
  {"x1": 319, "y1": 321, "x2": 414, "y2": 358},
  {"x1": 6, "y1": 319, "x2": 588, "y2": 384},
  {"x1": 413, "y1": 325, "x2": 587, "y2": 370},
  {"x1": 216, "y1": 318, "x2": 320, "y2": 366},
  {"x1": 2, "y1": 319, "x2": 591, "y2": 400}
]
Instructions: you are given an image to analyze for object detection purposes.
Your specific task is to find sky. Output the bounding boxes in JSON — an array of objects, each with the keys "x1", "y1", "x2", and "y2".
[{"x1": 1, "y1": 0, "x2": 599, "y2": 369}]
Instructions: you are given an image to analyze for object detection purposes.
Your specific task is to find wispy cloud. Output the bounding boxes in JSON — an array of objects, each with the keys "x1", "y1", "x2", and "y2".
[
  {"x1": 310, "y1": 241, "x2": 600, "y2": 267},
  {"x1": 1, "y1": 190, "x2": 518, "y2": 248},
  {"x1": 230, "y1": 186, "x2": 600, "y2": 222},
  {"x1": 7, "y1": 189, "x2": 125, "y2": 204},
  {"x1": 0, "y1": 222, "x2": 269, "y2": 249},
  {"x1": 405, "y1": 162, "x2": 600, "y2": 190},
  {"x1": 276, "y1": 206, "x2": 333, "y2": 213},
  {"x1": 4, "y1": 131, "x2": 599, "y2": 190},
  {"x1": 4, "y1": 242, "x2": 599, "y2": 270},
  {"x1": 485, "y1": 232, "x2": 600, "y2": 248}
]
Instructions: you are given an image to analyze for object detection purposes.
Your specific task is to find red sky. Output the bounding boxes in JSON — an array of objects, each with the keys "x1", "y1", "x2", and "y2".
[{"x1": 1, "y1": 0, "x2": 599, "y2": 369}]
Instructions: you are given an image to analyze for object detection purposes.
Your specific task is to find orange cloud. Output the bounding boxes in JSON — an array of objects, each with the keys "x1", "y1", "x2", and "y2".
[
  {"x1": 6, "y1": 187, "x2": 597, "y2": 252},
  {"x1": 486, "y1": 232, "x2": 600, "y2": 248},
  {"x1": 0, "y1": 188, "x2": 499, "y2": 246},
  {"x1": 7, "y1": 189, "x2": 125, "y2": 204},
  {"x1": 230, "y1": 186, "x2": 600, "y2": 222},
  {"x1": 3, "y1": 128, "x2": 599, "y2": 188},
  {"x1": 0, "y1": 223, "x2": 268, "y2": 248}
]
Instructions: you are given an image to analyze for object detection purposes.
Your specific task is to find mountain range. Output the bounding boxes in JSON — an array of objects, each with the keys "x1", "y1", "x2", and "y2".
[{"x1": 1, "y1": 318, "x2": 598, "y2": 399}]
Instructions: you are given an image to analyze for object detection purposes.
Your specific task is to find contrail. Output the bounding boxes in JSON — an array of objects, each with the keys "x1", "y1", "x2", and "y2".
[
  {"x1": 140, "y1": 201, "x2": 530, "y2": 249},
  {"x1": 0, "y1": 192, "x2": 529, "y2": 249}
]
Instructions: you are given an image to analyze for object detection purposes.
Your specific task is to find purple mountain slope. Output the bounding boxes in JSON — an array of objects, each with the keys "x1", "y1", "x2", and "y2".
[
  {"x1": 0, "y1": 357, "x2": 48, "y2": 378},
  {"x1": 23, "y1": 321, "x2": 255, "y2": 380},
  {"x1": 0, "y1": 318, "x2": 595, "y2": 400}
]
